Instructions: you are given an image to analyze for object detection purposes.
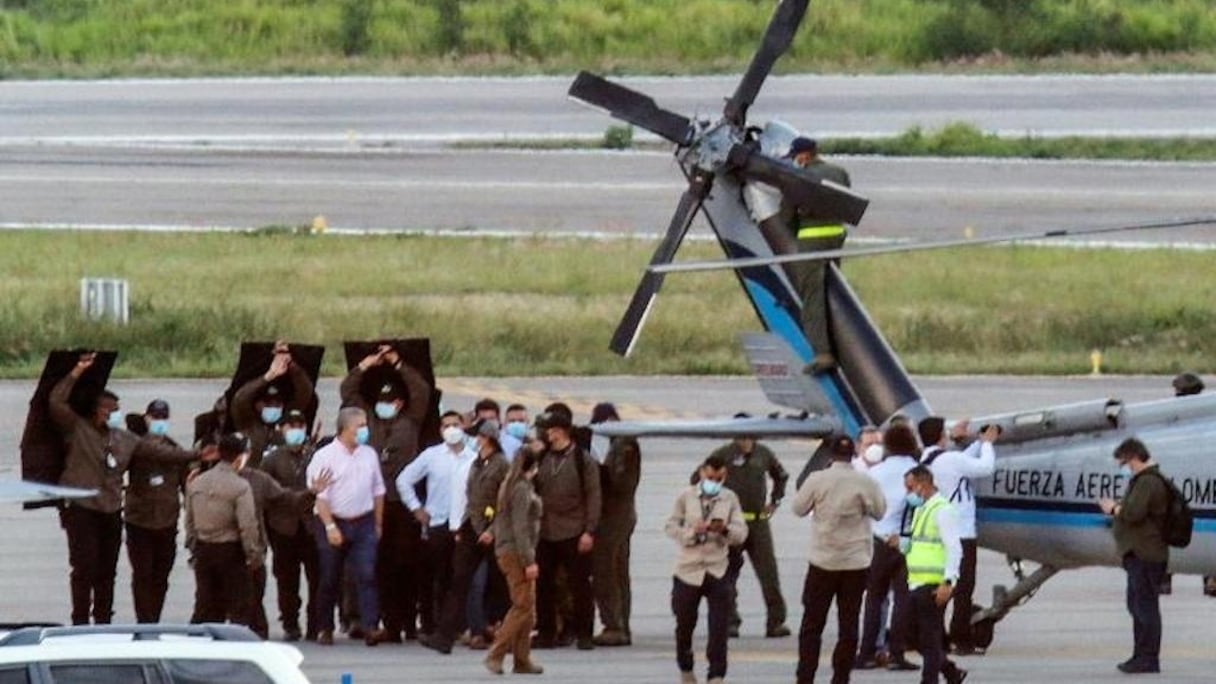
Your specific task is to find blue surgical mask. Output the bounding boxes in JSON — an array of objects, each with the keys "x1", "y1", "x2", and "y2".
[
  {"x1": 505, "y1": 421, "x2": 527, "y2": 441},
  {"x1": 355, "y1": 425, "x2": 370, "y2": 445},
  {"x1": 106, "y1": 411, "x2": 124, "y2": 430},
  {"x1": 374, "y1": 402, "x2": 399, "y2": 420},
  {"x1": 1119, "y1": 464, "x2": 1133, "y2": 478},
  {"x1": 261, "y1": 406, "x2": 283, "y2": 425},
  {"x1": 148, "y1": 419, "x2": 170, "y2": 437},
  {"x1": 700, "y1": 479, "x2": 723, "y2": 497},
  {"x1": 905, "y1": 492, "x2": 925, "y2": 509},
  {"x1": 284, "y1": 428, "x2": 307, "y2": 447}
]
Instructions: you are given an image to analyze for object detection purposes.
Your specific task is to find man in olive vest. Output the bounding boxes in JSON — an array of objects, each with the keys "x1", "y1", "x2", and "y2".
[
  {"x1": 784, "y1": 136, "x2": 852, "y2": 375},
  {"x1": 902, "y1": 465, "x2": 967, "y2": 684}
]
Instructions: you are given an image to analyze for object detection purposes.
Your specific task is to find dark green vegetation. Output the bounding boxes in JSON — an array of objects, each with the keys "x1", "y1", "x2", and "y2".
[
  {"x1": 1, "y1": 230, "x2": 1212, "y2": 378},
  {"x1": 3, "y1": 0, "x2": 1216, "y2": 77}
]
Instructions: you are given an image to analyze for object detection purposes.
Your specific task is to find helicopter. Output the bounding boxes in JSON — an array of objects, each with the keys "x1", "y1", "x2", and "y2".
[{"x1": 570, "y1": 0, "x2": 1216, "y2": 649}]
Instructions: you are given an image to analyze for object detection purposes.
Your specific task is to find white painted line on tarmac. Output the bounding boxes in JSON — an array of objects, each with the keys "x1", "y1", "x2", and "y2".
[{"x1": 0, "y1": 174, "x2": 676, "y2": 192}]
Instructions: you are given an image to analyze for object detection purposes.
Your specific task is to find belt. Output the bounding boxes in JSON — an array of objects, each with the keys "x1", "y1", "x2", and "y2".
[
  {"x1": 742, "y1": 511, "x2": 771, "y2": 522},
  {"x1": 332, "y1": 512, "x2": 373, "y2": 523},
  {"x1": 797, "y1": 225, "x2": 846, "y2": 240}
]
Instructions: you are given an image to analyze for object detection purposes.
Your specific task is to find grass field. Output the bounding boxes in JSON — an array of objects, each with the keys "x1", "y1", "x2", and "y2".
[
  {"x1": 4, "y1": 0, "x2": 1216, "y2": 77},
  {"x1": 0, "y1": 230, "x2": 1212, "y2": 379}
]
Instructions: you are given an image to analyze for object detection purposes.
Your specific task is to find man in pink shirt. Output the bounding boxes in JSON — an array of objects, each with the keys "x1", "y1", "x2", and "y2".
[{"x1": 307, "y1": 406, "x2": 387, "y2": 646}]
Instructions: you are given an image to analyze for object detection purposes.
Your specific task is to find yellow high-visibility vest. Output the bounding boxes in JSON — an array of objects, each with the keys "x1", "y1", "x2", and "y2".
[
  {"x1": 797, "y1": 224, "x2": 846, "y2": 240},
  {"x1": 905, "y1": 495, "x2": 949, "y2": 586}
]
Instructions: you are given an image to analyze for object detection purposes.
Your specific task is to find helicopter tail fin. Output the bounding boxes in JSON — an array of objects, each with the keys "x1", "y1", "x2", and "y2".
[{"x1": 740, "y1": 332, "x2": 838, "y2": 415}]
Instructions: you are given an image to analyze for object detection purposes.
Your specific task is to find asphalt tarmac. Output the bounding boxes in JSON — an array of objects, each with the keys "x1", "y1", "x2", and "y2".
[
  {"x1": 1, "y1": 375, "x2": 1211, "y2": 683},
  {"x1": 3, "y1": 75, "x2": 1216, "y2": 241}
]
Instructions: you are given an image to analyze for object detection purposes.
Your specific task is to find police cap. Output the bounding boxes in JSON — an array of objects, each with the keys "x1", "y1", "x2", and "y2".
[
  {"x1": 145, "y1": 399, "x2": 170, "y2": 418},
  {"x1": 1173, "y1": 372, "x2": 1204, "y2": 396}
]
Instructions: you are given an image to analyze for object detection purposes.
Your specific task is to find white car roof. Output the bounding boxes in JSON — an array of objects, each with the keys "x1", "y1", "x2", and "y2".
[{"x1": 0, "y1": 639, "x2": 308, "y2": 684}]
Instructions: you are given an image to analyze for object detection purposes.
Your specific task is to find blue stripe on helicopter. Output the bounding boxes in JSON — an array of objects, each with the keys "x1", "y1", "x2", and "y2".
[
  {"x1": 741, "y1": 278, "x2": 862, "y2": 437},
  {"x1": 978, "y1": 506, "x2": 1216, "y2": 533}
]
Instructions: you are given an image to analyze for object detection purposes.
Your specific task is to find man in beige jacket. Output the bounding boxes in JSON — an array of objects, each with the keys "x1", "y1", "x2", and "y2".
[
  {"x1": 792, "y1": 435, "x2": 887, "y2": 684},
  {"x1": 665, "y1": 454, "x2": 748, "y2": 684}
]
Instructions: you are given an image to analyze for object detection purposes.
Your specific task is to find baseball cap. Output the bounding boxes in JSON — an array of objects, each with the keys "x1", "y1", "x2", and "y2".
[
  {"x1": 786, "y1": 136, "x2": 817, "y2": 157},
  {"x1": 145, "y1": 399, "x2": 170, "y2": 418}
]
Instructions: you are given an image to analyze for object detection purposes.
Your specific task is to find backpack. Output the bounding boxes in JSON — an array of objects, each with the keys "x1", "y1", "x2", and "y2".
[{"x1": 1149, "y1": 471, "x2": 1193, "y2": 549}]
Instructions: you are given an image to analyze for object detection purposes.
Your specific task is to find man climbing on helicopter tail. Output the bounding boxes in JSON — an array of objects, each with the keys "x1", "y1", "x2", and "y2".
[{"x1": 783, "y1": 137, "x2": 852, "y2": 375}]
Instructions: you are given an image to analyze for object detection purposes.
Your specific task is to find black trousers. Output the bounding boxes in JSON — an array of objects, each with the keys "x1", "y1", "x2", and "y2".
[
  {"x1": 61, "y1": 505, "x2": 123, "y2": 625},
  {"x1": 268, "y1": 525, "x2": 319, "y2": 636},
  {"x1": 419, "y1": 524, "x2": 455, "y2": 634},
  {"x1": 1123, "y1": 552, "x2": 1166, "y2": 666},
  {"x1": 377, "y1": 502, "x2": 426, "y2": 637},
  {"x1": 859, "y1": 538, "x2": 911, "y2": 659},
  {"x1": 245, "y1": 563, "x2": 269, "y2": 639},
  {"x1": 125, "y1": 522, "x2": 177, "y2": 624},
  {"x1": 910, "y1": 585, "x2": 963, "y2": 684},
  {"x1": 192, "y1": 541, "x2": 249, "y2": 626},
  {"x1": 947, "y1": 539, "x2": 978, "y2": 650},
  {"x1": 672, "y1": 574, "x2": 732, "y2": 680},
  {"x1": 536, "y1": 536, "x2": 594, "y2": 641},
  {"x1": 435, "y1": 521, "x2": 500, "y2": 645},
  {"x1": 797, "y1": 563, "x2": 867, "y2": 684}
]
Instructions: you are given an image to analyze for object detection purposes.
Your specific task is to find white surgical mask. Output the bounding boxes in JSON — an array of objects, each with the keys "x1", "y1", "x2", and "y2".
[
  {"x1": 700, "y1": 479, "x2": 723, "y2": 497},
  {"x1": 284, "y1": 428, "x2": 307, "y2": 447},
  {"x1": 148, "y1": 419, "x2": 170, "y2": 437},
  {"x1": 106, "y1": 411, "x2": 124, "y2": 430},
  {"x1": 442, "y1": 426, "x2": 465, "y2": 446},
  {"x1": 374, "y1": 402, "x2": 399, "y2": 420}
]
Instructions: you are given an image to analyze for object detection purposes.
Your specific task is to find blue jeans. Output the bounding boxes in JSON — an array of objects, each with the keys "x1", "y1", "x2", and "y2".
[
  {"x1": 1123, "y1": 552, "x2": 1166, "y2": 665},
  {"x1": 315, "y1": 514, "x2": 379, "y2": 632}
]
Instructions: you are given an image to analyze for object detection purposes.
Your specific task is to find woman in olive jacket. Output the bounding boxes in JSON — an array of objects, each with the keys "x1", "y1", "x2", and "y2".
[{"x1": 486, "y1": 447, "x2": 545, "y2": 675}]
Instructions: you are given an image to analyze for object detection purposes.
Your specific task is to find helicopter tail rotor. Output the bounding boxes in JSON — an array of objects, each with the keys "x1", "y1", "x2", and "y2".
[
  {"x1": 568, "y1": 71, "x2": 694, "y2": 146},
  {"x1": 609, "y1": 172, "x2": 712, "y2": 356},
  {"x1": 723, "y1": 0, "x2": 811, "y2": 127}
]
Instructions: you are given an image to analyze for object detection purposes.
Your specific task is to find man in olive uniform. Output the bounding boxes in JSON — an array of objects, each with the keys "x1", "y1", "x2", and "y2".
[
  {"x1": 237, "y1": 439, "x2": 326, "y2": 640},
  {"x1": 703, "y1": 426, "x2": 791, "y2": 638},
  {"x1": 340, "y1": 344, "x2": 433, "y2": 641},
  {"x1": 124, "y1": 399, "x2": 191, "y2": 624},
  {"x1": 49, "y1": 353, "x2": 199, "y2": 625},
  {"x1": 262, "y1": 409, "x2": 322, "y2": 641},
  {"x1": 186, "y1": 433, "x2": 263, "y2": 627},
  {"x1": 231, "y1": 343, "x2": 314, "y2": 468},
  {"x1": 589, "y1": 402, "x2": 642, "y2": 647},
  {"x1": 784, "y1": 136, "x2": 852, "y2": 374}
]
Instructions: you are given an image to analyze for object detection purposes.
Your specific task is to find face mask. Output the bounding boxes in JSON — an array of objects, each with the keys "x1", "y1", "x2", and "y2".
[
  {"x1": 862, "y1": 444, "x2": 884, "y2": 465},
  {"x1": 148, "y1": 419, "x2": 170, "y2": 437},
  {"x1": 1119, "y1": 464, "x2": 1133, "y2": 478},
  {"x1": 106, "y1": 411, "x2": 124, "y2": 430},
  {"x1": 284, "y1": 428, "x2": 307, "y2": 447},
  {"x1": 905, "y1": 492, "x2": 925, "y2": 509},
  {"x1": 374, "y1": 402, "x2": 399, "y2": 420},
  {"x1": 355, "y1": 425, "x2": 370, "y2": 446},
  {"x1": 261, "y1": 406, "x2": 283, "y2": 425},
  {"x1": 505, "y1": 421, "x2": 527, "y2": 441},
  {"x1": 442, "y1": 425, "x2": 465, "y2": 446},
  {"x1": 700, "y1": 479, "x2": 723, "y2": 497}
]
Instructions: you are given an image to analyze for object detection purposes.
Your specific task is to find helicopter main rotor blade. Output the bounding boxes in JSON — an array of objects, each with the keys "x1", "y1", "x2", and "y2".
[
  {"x1": 723, "y1": 0, "x2": 811, "y2": 127},
  {"x1": 610, "y1": 172, "x2": 713, "y2": 356},
  {"x1": 647, "y1": 214, "x2": 1216, "y2": 274},
  {"x1": 568, "y1": 71, "x2": 693, "y2": 146},
  {"x1": 730, "y1": 144, "x2": 869, "y2": 225}
]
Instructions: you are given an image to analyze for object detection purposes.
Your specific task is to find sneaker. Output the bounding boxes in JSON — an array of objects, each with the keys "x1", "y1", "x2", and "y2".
[
  {"x1": 418, "y1": 633, "x2": 453, "y2": 654},
  {"x1": 1116, "y1": 659, "x2": 1160, "y2": 674},
  {"x1": 593, "y1": 629, "x2": 630, "y2": 647}
]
